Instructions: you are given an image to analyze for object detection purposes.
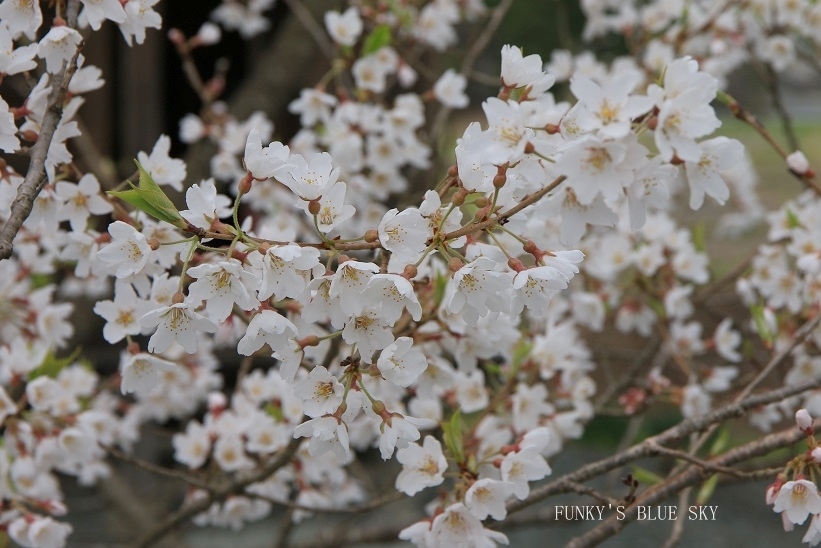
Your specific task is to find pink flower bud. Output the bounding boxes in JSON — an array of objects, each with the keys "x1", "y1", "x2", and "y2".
[
  {"x1": 796, "y1": 408, "x2": 813, "y2": 431},
  {"x1": 812, "y1": 448, "x2": 821, "y2": 464}
]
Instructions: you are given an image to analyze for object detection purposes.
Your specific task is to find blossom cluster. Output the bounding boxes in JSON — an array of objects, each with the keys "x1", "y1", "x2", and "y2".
[{"x1": 1, "y1": 0, "x2": 818, "y2": 547}]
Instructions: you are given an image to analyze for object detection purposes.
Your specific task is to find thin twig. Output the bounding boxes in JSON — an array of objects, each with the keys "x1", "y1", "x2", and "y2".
[
  {"x1": 250, "y1": 490, "x2": 403, "y2": 515},
  {"x1": 645, "y1": 441, "x2": 747, "y2": 479},
  {"x1": 281, "y1": 0, "x2": 336, "y2": 61},
  {"x1": 508, "y1": 371, "x2": 821, "y2": 516},
  {"x1": 0, "y1": 3, "x2": 82, "y2": 260},
  {"x1": 763, "y1": 63, "x2": 799, "y2": 152},
  {"x1": 670, "y1": 311, "x2": 821, "y2": 476},
  {"x1": 133, "y1": 439, "x2": 300, "y2": 548},
  {"x1": 429, "y1": 0, "x2": 514, "y2": 141},
  {"x1": 738, "y1": 312, "x2": 821, "y2": 401},
  {"x1": 564, "y1": 423, "x2": 811, "y2": 547},
  {"x1": 661, "y1": 486, "x2": 691, "y2": 548},
  {"x1": 105, "y1": 445, "x2": 213, "y2": 490},
  {"x1": 272, "y1": 508, "x2": 294, "y2": 548},
  {"x1": 560, "y1": 480, "x2": 620, "y2": 507}
]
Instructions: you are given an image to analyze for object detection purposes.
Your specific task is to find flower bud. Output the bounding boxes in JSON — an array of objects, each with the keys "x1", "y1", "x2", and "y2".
[
  {"x1": 493, "y1": 173, "x2": 506, "y2": 189},
  {"x1": 473, "y1": 196, "x2": 488, "y2": 208},
  {"x1": 172, "y1": 292, "x2": 185, "y2": 304},
  {"x1": 812, "y1": 448, "x2": 821, "y2": 464},
  {"x1": 147, "y1": 238, "x2": 160, "y2": 250},
  {"x1": 238, "y1": 174, "x2": 253, "y2": 195},
  {"x1": 523, "y1": 240, "x2": 539, "y2": 255},
  {"x1": 448, "y1": 258, "x2": 464, "y2": 272},
  {"x1": 402, "y1": 265, "x2": 418, "y2": 279},
  {"x1": 545, "y1": 123, "x2": 560, "y2": 134},
  {"x1": 787, "y1": 151, "x2": 811, "y2": 176},
  {"x1": 451, "y1": 188, "x2": 468, "y2": 206},
  {"x1": 796, "y1": 408, "x2": 813, "y2": 432},
  {"x1": 257, "y1": 242, "x2": 270, "y2": 255},
  {"x1": 507, "y1": 257, "x2": 525, "y2": 272},
  {"x1": 298, "y1": 335, "x2": 320, "y2": 348},
  {"x1": 524, "y1": 141, "x2": 535, "y2": 154},
  {"x1": 447, "y1": 164, "x2": 458, "y2": 178},
  {"x1": 371, "y1": 399, "x2": 387, "y2": 417},
  {"x1": 308, "y1": 200, "x2": 321, "y2": 215},
  {"x1": 364, "y1": 229, "x2": 379, "y2": 243}
]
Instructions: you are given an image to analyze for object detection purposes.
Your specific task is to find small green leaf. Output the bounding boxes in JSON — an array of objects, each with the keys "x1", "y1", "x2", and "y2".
[
  {"x1": 692, "y1": 222, "x2": 706, "y2": 253},
  {"x1": 433, "y1": 272, "x2": 448, "y2": 307},
  {"x1": 109, "y1": 161, "x2": 185, "y2": 227},
  {"x1": 362, "y1": 25, "x2": 392, "y2": 55},
  {"x1": 29, "y1": 347, "x2": 82, "y2": 380},
  {"x1": 442, "y1": 409, "x2": 465, "y2": 464},
  {"x1": 265, "y1": 402, "x2": 284, "y2": 422},
  {"x1": 786, "y1": 208, "x2": 802, "y2": 229},
  {"x1": 631, "y1": 465, "x2": 663, "y2": 486},
  {"x1": 708, "y1": 426, "x2": 730, "y2": 456},
  {"x1": 751, "y1": 302, "x2": 774, "y2": 346},
  {"x1": 696, "y1": 474, "x2": 719, "y2": 505},
  {"x1": 511, "y1": 340, "x2": 532, "y2": 371}
]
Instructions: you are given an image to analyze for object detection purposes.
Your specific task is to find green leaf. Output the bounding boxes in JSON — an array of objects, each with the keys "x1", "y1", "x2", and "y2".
[
  {"x1": 265, "y1": 402, "x2": 285, "y2": 422},
  {"x1": 28, "y1": 347, "x2": 82, "y2": 380},
  {"x1": 442, "y1": 409, "x2": 465, "y2": 464},
  {"x1": 433, "y1": 272, "x2": 448, "y2": 307},
  {"x1": 631, "y1": 465, "x2": 663, "y2": 486},
  {"x1": 511, "y1": 340, "x2": 532, "y2": 371},
  {"x1": 786, "y1": 208, "x2": 802, "y2": 229},
  {"x1": 750, "y1": 302, "x2": 774, "y2": 346},
  {"x1": 362, "y1": 25, "x2": 392, "y2": 55},
  {"x1": 696, "y1": 474, "x2": 719, "y2": 505},
  {"x1": 692, "y1": 222, "x2": 706, "y2": 253},
  {"x1": 708, "y1": 426, "x2": 730, "y2": 456},
  {"x1": 109, "y1": 161, "x2": 185, "y2": 227}
]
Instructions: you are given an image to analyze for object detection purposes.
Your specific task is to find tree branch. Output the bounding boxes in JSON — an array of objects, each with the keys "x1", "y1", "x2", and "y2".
[
  {"x1": 281, "y1": 0, "x2": 336, "y2": 61},
  {"x1": 133, "y1": 438, "x2": 300, "y2": 548},
  {"x1": 429, "y1": 0, "x2": 514, "y2": 141},
  {"x1": 0, "y1": 4, "x2": 82, "y2": 260},
  {"x1": 508, "y1": 372, "x2": 821, "y2": 515},
  {"x1": 564, "y1": 423, "x2": 810, "y2": 547}
]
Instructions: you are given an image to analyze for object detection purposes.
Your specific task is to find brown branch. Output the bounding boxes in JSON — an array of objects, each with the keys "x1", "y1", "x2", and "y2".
[
  {"x1": 133, "y1": 438, "x2": 300, "y2": 548},
  {"x1": 762, "y1": 63, "x2": 799, "y2": 152},
  {"x1": 281, "y1": 0, "x2": 336, "y2": 61},
  {"x1": 508, "y1": 372, "x2": 821, "y2": 516},
  {"x1": 564, "y1": 423, "x2": 810, "y2": 548},
  {"x1": 644, "y1": 441, "x2": 747, "y2": 479},
  {"x1": 737, "y1": 312, "x2": 821, "y2": 401},
  {"x1": 250, "y1": 490, "x2": 403, "y2": 515},
  {"x1": 726, "y1": 96, "x2": 821, "y2": 195},
  {"x1": 0, "y1": 4, "x2": 83, "y2": 261},
  {"x1": 429, "y1": 0, "x2": 514, "y2": 141},
  {"x1": 661, "y1": 486, "x2": 691, "y2": 548}
]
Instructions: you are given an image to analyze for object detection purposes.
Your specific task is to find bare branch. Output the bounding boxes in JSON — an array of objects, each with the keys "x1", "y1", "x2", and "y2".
[
  {"x1": 0, "y1": 3, "x2": 83, "y2": 260},
  {"x1": 281, "y1": 0, "x2": 336, "y2": 61},
  {"x1": 429, "y1": 0, "x2": 514, "y2": 140},
  {"x1": 133, "y1": 439, "x2": 300, "y2": 548},
  {"x1": 762, "y1": 63, "x2": 799, "y2": 152},
  {"x1": 104, "y1": 445, "x2": 213, "y2": 491},
  {"x1": 508, "y1": 371, "x2": 821, "y2": 516},
  {"x1": 661, "y1": 487, "x2": 691, "y2": 548},
  {"x1": 564, "y1": 423, "x2": 810, "y2": 547}
]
